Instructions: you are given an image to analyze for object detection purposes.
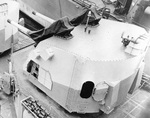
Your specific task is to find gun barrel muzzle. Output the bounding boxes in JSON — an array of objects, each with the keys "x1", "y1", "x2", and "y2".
[{"x1": 7, "y1": 19, "x2": 31, "y2": 35}]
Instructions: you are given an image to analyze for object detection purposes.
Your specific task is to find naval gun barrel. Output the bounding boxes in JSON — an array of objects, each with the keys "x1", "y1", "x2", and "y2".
[
  {"x1": 32, "y1": 11, "x2": 55, "y2": 24},
  {"x1": 7, "y1": 19, "x2": 31, "y2": 35},
  {"x1": 7, "y1": 11, "x2": 55, "y2": 36}
]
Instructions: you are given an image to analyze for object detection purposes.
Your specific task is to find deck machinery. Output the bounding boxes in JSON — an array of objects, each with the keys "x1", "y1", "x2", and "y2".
[{"x1": 7, "y1": 2, "x2": 150, "y2": 115}]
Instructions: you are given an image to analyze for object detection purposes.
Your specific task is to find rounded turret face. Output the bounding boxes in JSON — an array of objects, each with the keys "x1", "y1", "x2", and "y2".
[{"x1": 24, "y1": 19, "x2": 149, "y2": 113}]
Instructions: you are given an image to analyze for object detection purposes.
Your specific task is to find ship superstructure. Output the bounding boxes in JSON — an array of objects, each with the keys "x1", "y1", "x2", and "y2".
[{"x1": 0, "y1": 0, "x2": 19, "y2": 53}]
